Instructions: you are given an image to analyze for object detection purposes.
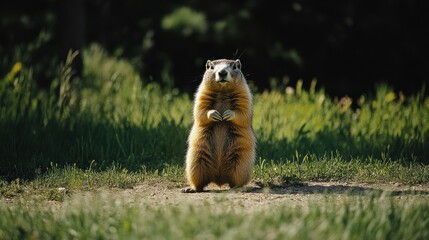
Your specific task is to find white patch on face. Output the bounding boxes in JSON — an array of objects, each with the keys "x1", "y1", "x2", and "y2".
[{"x1": 214, "y1": 63, "x2": 232, "y2": 82}]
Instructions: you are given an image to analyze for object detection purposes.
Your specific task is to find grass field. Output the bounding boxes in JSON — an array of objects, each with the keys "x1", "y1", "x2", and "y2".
[
  {"x1": 1, "y1": 45, "x2": 429, "y2": 239},
  {"x1": 1, "y1": 192, "x2": 428, "y2": 239}
]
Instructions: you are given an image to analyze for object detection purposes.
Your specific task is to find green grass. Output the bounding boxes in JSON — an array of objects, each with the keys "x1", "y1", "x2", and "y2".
[
  {"x1": 254, "y1": 155, "x2": 429, "y2": 186},
  {"x1": 1, "y1": 193, "x2": 428, "y2": 239}
]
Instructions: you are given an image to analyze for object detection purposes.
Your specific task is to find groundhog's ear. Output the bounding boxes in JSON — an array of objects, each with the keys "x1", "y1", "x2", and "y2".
[
  {"x1": 233, "y1": 59, "x2": 241, "y2": 70},
  {"x1": 206, "y1": 60, "x2": 214, "y2": 70}
]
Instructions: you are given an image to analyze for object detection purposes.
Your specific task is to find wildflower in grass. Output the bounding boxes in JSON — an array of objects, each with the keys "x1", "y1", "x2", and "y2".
[
  {"x1": 11, "y1": 62, "x2": 22, "y2": 75},
  {"x1": 5, "y1": 62, "x2": 23, "y2": 82}
]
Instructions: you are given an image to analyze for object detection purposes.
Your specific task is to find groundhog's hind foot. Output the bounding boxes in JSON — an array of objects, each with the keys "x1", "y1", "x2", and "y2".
[
  {"x1": 181, "y1": 187, "x2": 205, "y2": 193},
  {"x1": 181, "y1": 188, "x2": 196, "y2": 193}
]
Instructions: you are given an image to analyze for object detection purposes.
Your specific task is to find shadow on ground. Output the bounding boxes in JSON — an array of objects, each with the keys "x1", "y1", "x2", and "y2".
[
  {"x1": 199, "y1": 182, "x2": 429, "y2": 196},
  {"x1": 254, "y1": 183, "x2": 429, "y2": 196}
]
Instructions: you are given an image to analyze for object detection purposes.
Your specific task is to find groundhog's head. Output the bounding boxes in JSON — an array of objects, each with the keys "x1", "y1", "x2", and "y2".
[{"x1": 203, "y1": 59, "x2": 245, "y2": 89}]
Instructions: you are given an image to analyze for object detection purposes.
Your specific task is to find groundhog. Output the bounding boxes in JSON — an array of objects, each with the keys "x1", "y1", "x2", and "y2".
[{"x1": 185, "y1": 59, "x2": 256, "y2": 192}]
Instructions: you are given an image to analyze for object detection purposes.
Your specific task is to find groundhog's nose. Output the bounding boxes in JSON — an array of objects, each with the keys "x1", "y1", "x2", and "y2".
[{"x1": 218, "y1": 69, "x2": 228, "y2": 78}]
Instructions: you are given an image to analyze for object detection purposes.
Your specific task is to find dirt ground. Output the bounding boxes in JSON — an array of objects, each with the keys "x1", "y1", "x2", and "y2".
[
  {"x1": 58, "y1": 181, "x2": 429, "y2": 213},
  {"x1": 6, "y1": 181, "x2": 429, "y2": 213}
]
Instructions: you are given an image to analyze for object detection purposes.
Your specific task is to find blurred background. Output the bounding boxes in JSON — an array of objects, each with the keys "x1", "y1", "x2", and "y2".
[{"x1": 1, "y1": 0, "x2": 428, "y2": 97}]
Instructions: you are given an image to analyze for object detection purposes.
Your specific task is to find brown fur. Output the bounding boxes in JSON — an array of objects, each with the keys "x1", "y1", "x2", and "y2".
[{"x1": 185, "y1": 59, "x2": 256, "y2": 192}]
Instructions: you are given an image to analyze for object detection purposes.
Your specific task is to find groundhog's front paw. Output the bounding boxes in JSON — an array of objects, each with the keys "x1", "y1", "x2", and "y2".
[
  {"x1": 222, "y1": 110, "x2": 235, "y2": 121},
  {"x1": 207, "y1": 110, "x2": 222, "y2": 121}
]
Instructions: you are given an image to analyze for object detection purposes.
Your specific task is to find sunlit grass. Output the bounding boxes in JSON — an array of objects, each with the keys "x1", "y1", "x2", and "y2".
[
  {"x1": 254, "y1": 80, "x2": 428, "y2": 162},
  {"x1": 254, "y1": 155, "x2": 429, "y2": 186}
]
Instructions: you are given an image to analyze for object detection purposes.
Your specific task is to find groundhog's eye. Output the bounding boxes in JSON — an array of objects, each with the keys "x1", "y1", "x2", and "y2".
[{"x1": 210, "y1": 65, "x2": 214, "y2": 70}]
